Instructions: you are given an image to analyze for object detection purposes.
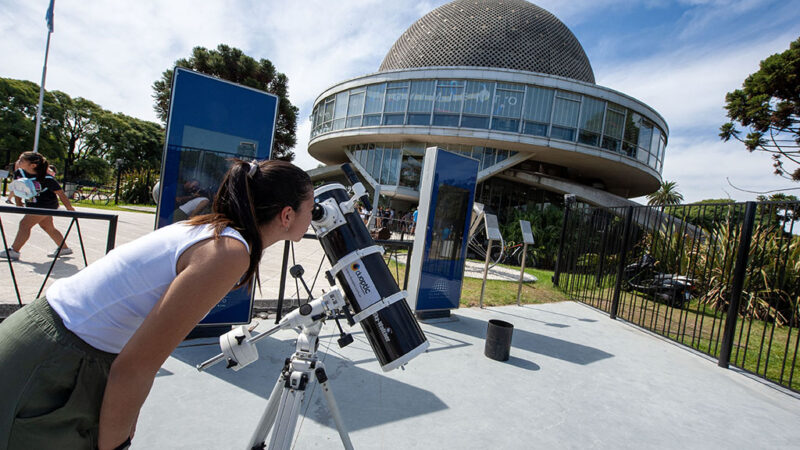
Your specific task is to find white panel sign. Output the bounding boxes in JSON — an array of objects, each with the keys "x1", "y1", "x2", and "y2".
[
  {"x1": 485, "y1": 213, "x2": 502, "y2": 241},
  {"x1": 520, "y1": 220, "x2": 535, "y2": 245}
]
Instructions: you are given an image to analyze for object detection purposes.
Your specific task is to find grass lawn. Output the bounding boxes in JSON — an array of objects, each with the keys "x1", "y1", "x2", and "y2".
[
  {"x1": 71, "y1": 199, "x2": 156, "y2": 213},
  {"x1": 382, "y1": 256, "x2": 567, "y2": 308},
  {"x1": 561, "y1": 272, "x2": 800, "y2": 392}
]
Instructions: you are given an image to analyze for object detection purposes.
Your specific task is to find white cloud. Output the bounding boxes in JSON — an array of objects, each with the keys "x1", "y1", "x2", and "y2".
[
  {"x1": 2, "y1": 0, "x2": 799, "y2": 202},
  {"x1": 597, "y1": 31, "x2": 799, "y2": 131},
  {"x1": 654, "y1": 136, "x2": 799, "y2": 203}
]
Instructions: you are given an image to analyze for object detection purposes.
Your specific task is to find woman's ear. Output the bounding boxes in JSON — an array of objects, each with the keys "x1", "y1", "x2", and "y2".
[{"x1": 280, "y1": 205, "x2": 294, "y2": 228}]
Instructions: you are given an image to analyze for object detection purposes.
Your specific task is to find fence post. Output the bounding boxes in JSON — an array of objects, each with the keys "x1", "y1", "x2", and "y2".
[
  {"x1": 718, "y1": 201, "x2": 757, "y2": 368},
  {"x1": 596, "y1": 219, "x2": 610, "y2": 287},
  {"x1": 105, "y1": 216, "x2": 118, "y2": 253},
  {"x1": 552, "y1": 205, "x2": 572, "y2": 287},
  {"x1": 610, "y1": 206, "x2": 634, "y2": 320}
]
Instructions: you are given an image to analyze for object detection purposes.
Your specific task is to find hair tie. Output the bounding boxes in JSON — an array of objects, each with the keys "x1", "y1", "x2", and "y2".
[{"x1": 247, "y1": 160, "x2": 258, "y2": 177}]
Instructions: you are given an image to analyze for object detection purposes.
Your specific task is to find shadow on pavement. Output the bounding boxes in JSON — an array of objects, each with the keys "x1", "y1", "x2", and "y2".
[
  {"x1": 171, "y1": 329, "x2": 448, "y2": 432},
  {"x1": 429, "y1": 313, "x2": 613, "y2": 365}
]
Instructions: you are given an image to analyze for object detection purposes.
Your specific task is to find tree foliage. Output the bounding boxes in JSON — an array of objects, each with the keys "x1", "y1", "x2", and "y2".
[
  {"x1": 647, "y1": 180, "x2": 684, "y2": 206},
  {"x1": 151, "y1": 44, "x2": 298, "y2": 161},
  {"x1": 0, "y1": 77, "x2": 164, "y2": 183},
  {"x1": 720, "y1": 37, "x2": 800, "y2": 180},
  {"x1": 500, "y1": 204, "x2": 564, "y2": 269},
  {"x1": 0, "y1": 78, "x2": 65, "y2": 167}
]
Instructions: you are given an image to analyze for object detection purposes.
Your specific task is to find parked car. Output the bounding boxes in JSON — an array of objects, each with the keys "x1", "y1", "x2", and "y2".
[{"x1": 622, "y1": 254, "x2": 693, "y2": 308}]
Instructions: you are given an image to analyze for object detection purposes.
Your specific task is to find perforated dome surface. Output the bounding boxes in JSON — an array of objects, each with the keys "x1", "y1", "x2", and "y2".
[{"x1": 379, "y1": 0, "x2": 595, "y2": 83}]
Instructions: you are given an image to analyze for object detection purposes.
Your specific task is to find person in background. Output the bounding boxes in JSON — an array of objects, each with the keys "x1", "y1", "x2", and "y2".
[
  {"x1": 0, "y1": 159, "x2": 314, "y2": 449},
  {"x1": 0, "y1": 152, "x2": 74, "y2": 261}
]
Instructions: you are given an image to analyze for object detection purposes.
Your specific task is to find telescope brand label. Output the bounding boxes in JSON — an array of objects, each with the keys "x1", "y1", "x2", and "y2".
[{"x1": 343, "y1": 259, "x2": 380, "y2": 310}]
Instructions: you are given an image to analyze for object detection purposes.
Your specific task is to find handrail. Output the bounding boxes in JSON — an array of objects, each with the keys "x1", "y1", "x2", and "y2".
[{"x1": 0, "y1": 205, "x2": 119, "y2": 305}]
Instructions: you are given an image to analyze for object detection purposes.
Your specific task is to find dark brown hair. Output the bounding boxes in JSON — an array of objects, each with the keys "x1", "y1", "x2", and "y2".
[
  {"x1": 18, "y1": 152, "x2": 50, "y2": 181},
  {"x1": 187, "y1": 159, "x2": 312, "y2": 286}
]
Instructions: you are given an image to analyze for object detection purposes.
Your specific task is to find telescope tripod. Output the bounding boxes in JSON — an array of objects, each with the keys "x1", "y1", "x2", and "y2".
[
  {"x1": 247, "y1": 320, "x2": 354, "y2": 450},
  {"x1": 197, "y1": 268, "x2": 356, "y2": 450}
]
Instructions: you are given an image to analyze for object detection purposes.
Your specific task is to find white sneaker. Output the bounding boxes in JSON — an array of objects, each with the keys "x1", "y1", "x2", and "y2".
[
  {"x1": 0, "y1": 248, "x2": 20, "y2": 261},
  {"x1": 48, "y1": 247, "x2": 73, "y2": 257}
]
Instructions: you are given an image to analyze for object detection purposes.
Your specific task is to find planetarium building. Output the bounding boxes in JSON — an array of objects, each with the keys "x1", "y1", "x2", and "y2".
[{"x1": 308, "y1": 0, "x2": 667, "y2": 215}]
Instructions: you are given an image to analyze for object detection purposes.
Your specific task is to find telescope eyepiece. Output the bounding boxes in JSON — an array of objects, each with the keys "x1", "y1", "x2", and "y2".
[{"x1": 311, "y1": 203, "x2": 325, "y2": 222}]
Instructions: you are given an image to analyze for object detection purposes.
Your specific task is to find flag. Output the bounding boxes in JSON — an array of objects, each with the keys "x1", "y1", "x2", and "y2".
[{"x1": 45, "y1": 0, "x2": 55, "y2": 33}]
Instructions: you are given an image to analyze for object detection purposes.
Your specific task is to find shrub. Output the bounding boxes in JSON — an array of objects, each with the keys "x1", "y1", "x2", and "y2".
[{"x1": 119, "y1": 169, "x2": 158, "y2": 205}]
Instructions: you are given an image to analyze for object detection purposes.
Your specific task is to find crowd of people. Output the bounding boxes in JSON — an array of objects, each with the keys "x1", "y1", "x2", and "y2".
[{"x1": 357, "y1": 205, "x2": 418, "y2": 236}]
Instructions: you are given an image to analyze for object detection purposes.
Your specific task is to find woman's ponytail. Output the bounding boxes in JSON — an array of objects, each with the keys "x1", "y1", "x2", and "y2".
[{"x1": 187, "y1": 159, "x2": 311, "y2": 287}]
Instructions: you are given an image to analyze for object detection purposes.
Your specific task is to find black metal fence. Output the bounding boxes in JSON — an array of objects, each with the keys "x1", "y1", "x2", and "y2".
[
  {"x1": 553, "y1": 201, "x2": 800, "y2": 392},
  {"x1": 1, "y1": 205, "x2": 119, "y2": 305}
]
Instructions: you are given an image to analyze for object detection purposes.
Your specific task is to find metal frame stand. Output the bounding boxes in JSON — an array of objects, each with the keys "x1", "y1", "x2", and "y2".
[{"x1": 247, "y1": 321, "x2": 354, "y2": 450}]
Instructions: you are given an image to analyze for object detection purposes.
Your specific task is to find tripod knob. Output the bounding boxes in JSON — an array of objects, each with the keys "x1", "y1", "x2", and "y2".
[{"x1": 337, "y1": 333, "x2": 353, "y2": 348}]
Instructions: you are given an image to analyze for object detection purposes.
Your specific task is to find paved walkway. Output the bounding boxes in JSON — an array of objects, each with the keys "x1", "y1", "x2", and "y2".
[
  {"x1": 0, "y1": 202, "x2": 532, "y2": 309},
  {"x1": 135, "y1": 302, "x2": 800, "y2": 449},
  {"x1": 2, "y1": 200, "x2": 799, "y2": 448}
]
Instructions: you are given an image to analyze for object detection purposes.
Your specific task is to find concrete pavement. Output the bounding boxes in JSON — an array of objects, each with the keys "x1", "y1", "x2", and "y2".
[{"x1": 2, "y1": 202, "x2": 799, "y2": 449}]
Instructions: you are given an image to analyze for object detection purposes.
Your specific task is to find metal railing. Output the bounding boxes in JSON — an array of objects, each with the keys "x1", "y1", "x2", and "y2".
[
  {"x1": 0, "y1": 205, "x2": 118, "y2": 305},
  {"x1": 553, "y1": 201, "x2": 800, "y2": 393}
]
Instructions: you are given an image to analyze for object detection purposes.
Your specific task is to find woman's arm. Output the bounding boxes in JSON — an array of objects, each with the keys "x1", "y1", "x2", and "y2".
[
  {"x1": 55, "y1": 190, "x2": 75, "y2": 211},
  {"x1": 97, "y1": 236, "x2": 249, "y2": 449}
]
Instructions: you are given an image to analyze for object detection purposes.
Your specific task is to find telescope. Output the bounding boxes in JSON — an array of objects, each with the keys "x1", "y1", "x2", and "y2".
[
  {"x1": 196, "y1": 164, "x2": 429, "y2": 449},
  {"x1": 311, "y1": 164, "x2": 429, "y2": 371}
]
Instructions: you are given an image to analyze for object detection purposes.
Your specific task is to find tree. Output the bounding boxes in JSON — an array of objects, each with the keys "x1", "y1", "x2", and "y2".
[
  {"x1": 0, "y1": 78, "x2": 65, "y2": 168},
  {"x1": 0, "y1": 77, "x2": 164, "y2": 183},
  {"x1": 647, "y1": 180, "x2": 684, "y2": 206},
  {"x1": 94, "y1": 112, "x2": 164, "y2": 172},
  {"x1": 51, "y1": 93, "x2": 120, "y2": 182},
  {"x1": 720, "y1": 37, "x2": 800, "y2": 180},
  {"x1": 152, "y1": 44, "x2": 298, "y2": 161}
]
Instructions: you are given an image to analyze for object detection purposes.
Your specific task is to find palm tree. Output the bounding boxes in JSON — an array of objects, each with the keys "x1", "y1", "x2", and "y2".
[{"x1": 647, "y1": 181, "x2": 684, "y2": 206}]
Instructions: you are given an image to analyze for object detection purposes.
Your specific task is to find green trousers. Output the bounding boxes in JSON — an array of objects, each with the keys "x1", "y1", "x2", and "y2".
[{"x1": 0, "y1": 297, "x2": 116, "y2": 450}]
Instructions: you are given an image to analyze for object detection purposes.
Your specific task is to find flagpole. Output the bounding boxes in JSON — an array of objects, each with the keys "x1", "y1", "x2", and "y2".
[
  {"x1": 32, "y1": 30, "x2": 51, "y2": 154},
  {"x1": 34, "y1": 0, "x2": 55, "y2": 154}
]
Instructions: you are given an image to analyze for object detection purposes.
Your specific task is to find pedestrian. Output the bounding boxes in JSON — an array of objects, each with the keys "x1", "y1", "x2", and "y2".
[
  {"x1": 0, "y1": 159, "x2": 314, "y2": 449},
  {"x1": 0, "y1": 152, "x2": 75, "y2": 261}
]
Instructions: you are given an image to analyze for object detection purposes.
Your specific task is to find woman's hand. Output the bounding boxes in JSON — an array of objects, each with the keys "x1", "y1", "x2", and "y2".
[
  {"x1": 56, "y1": 190, "x2": 75, "y2": 211},
  {"x1": 97, "y1": 236, "x2": 249, "y2": 449}
]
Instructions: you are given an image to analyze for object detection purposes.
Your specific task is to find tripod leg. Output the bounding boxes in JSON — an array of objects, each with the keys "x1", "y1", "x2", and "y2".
[
  {"x1": 268, "y1": 371, "x2": 308, "y2": 450},
  {"x1": 315, "y1": 365, "x2": 354, "y2": 450},
  {"x1": 247, "y1": 370, "x2": 288, "y2": 450}
]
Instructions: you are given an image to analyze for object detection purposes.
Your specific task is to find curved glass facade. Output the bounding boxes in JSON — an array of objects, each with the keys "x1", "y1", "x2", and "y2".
[
  {"x1": 347, "y1": 142, "x2": 518, "y2": 191},
  {"x1": 312, "y1": 79, "x2": 667, "y2": 173}
]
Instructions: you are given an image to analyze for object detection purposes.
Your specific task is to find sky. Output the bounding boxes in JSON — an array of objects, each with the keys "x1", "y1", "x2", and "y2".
[{"x1": 1, "y1": 0, "x2": 799, "y2": 203}]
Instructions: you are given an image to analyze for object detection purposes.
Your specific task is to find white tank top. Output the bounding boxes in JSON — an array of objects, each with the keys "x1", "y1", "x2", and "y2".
[{"x1": 47, "y1": 222, "x2": 249, "y2": 353}]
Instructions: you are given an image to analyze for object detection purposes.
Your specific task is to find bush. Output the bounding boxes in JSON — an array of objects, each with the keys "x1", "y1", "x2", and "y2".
[
  {"x1": 500, "y1": 205, "x2": 564, "y2": 269},
  {"x1": 119, "y1": 169, "x2": 158, "y2": 205}
]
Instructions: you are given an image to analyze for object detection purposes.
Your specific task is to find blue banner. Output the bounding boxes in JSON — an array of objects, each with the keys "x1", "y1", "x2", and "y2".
[{"x1": 158, "y1": 67, "x2": 279, "y2": 325}]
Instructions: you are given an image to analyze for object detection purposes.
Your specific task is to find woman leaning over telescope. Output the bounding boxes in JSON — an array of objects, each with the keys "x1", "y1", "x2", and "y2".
[{"x1": 0, "y1": 159, "x2": 314, "y2": 450}]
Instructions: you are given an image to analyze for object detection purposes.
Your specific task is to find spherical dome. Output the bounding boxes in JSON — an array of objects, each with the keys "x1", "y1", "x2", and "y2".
[{"x1": 379, "y1": 0, "x2": 595, "y2": 83}]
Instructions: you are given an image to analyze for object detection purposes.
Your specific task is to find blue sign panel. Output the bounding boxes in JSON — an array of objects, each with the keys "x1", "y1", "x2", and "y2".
[
  {"x1": 408, "y1": 148, "x2": 479, "y2": 311},
  {"x1": 157, "y1": 67, "x2": 279, "y2": 325}
]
